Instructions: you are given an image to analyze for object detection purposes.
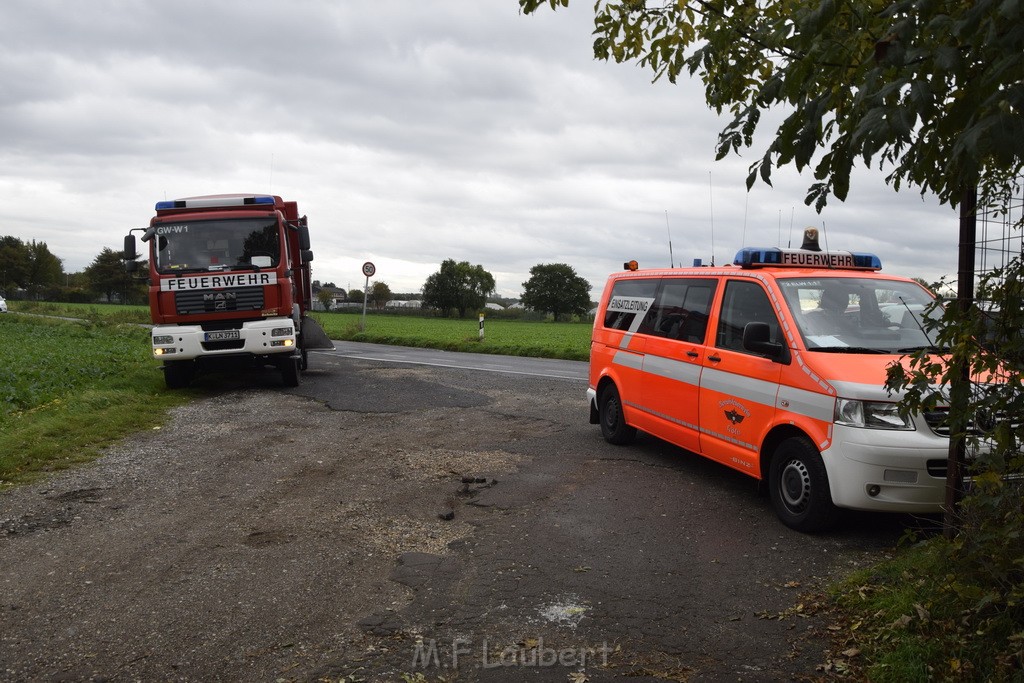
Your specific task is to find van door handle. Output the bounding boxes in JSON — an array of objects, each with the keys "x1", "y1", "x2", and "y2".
[
  {"x1": 686, "y1": 350, "x2": 699, "y2": 359},
  {"x1": 707, "y1": 354, "x2": 722, "y2": 363}
]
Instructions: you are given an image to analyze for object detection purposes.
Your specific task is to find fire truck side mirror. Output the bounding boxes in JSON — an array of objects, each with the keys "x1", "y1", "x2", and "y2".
[
  {"x1": 298, "y1": 220, "x2": 311, "y2": 251},
  {"x1": 124, "y1": 234, "x2": 137, "y2": 260},
  {"x1": 302, "y1": 249, "x2": 314, "y2": 263}
]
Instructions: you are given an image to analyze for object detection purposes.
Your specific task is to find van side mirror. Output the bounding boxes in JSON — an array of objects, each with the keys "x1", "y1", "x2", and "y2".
[{"x1": 743, "y1": 322, "x2": 787, "y2": 361}]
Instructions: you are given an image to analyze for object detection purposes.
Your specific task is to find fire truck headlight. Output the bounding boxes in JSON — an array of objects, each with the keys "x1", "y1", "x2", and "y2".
[
  {"x1": 835, "y1": 399, "x2": 914, "y2": 430},
  {"x1": 271, "y1": 327, "x2": 293, "y2": 337},
  {"x1": 270, "y1": 339, "x2": 295, "y2": 348},
  {"x1": 153, "y1": 335, "x2": 174, "y2": 345}
]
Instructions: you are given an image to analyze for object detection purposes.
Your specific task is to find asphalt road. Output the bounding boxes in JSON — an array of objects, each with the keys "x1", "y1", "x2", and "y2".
[{"x1": 0, "y1": 342, "x2": 922, "y2": 682}]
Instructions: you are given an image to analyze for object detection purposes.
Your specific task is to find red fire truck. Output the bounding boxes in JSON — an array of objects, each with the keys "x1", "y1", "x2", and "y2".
[{"x1": 124, "y1": 193, "x2": 333, "y2": 389}]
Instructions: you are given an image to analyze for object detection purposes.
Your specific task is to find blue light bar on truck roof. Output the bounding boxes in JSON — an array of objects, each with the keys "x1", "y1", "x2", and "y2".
[
  {"x1": 734, "y1": 247, "x2": 882, "y2": 270},
  {"x1": 155, "y1": 195, "x2": 276, "y2": 211}
]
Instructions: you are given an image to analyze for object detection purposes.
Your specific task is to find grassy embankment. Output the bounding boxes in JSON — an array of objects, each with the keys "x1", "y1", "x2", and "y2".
[{"x1": 0, "y1": 312, "x2": 190, "y2": 487}]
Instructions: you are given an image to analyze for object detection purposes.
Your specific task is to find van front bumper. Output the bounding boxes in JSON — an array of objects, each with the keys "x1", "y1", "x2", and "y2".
[{"x1": 822, "y1": 424, "x2": 949, "y2": 513}]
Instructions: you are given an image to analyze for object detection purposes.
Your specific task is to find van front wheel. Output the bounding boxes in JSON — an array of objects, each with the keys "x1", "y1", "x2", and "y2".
[
  {"x1": 598, "y1": 384, "x2": 636, "y2": 445},
  {"x1": 769, "y1": 437, "x2": 839, "y2": 532}
]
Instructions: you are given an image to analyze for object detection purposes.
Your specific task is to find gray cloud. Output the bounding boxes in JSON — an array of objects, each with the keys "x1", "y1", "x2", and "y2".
[{"x1": 0, "y1": 0, "x2": 958, "y2": 297}]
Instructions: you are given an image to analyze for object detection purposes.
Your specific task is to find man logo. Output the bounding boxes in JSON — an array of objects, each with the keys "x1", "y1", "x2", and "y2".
[{"x1": 204, "y1": 291, "x2": 237, "y2": 312}]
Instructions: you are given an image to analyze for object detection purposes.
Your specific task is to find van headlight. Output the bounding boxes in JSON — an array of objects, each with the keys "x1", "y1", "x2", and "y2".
[{"x1": 835, "y1": 399, "x2": 914, "y2": 430}]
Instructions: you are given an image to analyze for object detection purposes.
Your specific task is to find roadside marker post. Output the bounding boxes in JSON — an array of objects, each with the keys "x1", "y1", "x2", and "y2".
[{"x1": 479, "y1": 313, "x2": 484, "y2": 341}]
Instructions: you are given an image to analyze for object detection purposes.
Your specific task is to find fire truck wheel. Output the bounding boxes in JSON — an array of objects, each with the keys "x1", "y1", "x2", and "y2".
[
  {"x1": 598, "y1": 384, "x2": 637, "y2": 445},
  {"x1": 300, "y1": 349, "x2": 309, "y2": 372},
  {"x1": 163, "y1": 360, "x2": 194, "y2": 390},
  {"x1": 281, "y1": 356, "x2": 301, "y2": 387},
  {"x1": 768, "y1": 437, "x2": 839, "y2": 532}
]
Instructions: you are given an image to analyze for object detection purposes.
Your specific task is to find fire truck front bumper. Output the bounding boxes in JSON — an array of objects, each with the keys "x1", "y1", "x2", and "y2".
[{"x1": 151, "y1": 319, "x2": 296, "y2": 361}]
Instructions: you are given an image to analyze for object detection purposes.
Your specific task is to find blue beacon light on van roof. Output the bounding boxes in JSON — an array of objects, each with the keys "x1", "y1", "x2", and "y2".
[
  {"x1": 734, "y1": 227, "x2": 882, "y2": 271},
  {"x1": 734, "y1": 246, "x2": 882, "y2": 270}
]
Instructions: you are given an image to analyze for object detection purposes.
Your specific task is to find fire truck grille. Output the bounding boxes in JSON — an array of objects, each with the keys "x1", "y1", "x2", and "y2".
[{"x1": 175, "y1": 287, "x2": 264, "y2": 315}]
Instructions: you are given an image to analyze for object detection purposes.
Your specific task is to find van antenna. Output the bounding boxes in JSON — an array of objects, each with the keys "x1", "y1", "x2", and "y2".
[
  {"x1": 741, "y1": 192, "x2": 749, "y2": 246},
  {"x1": 665, "y1": 210, "x2": 675, "y2": 268},
  {"x1": 787, "y1": 206, "x2": 795, "y2": 247},
  {"x1": 708, "y1": 171, "x2": 716, "y2": 266}
]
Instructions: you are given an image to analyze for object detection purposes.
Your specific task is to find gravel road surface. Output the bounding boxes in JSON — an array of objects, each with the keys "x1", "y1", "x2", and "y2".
[{"x1": 0, "y1": 344, "x2": 916, "y2": 682}]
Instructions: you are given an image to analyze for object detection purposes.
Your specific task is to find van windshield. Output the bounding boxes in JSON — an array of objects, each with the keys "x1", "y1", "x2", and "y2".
[
  {"x1": 152, "y1": 218, "x2": 280, "y2": 273},
  {"x1": 777, "y1": 277, "x2": 940, "y2": 353}
]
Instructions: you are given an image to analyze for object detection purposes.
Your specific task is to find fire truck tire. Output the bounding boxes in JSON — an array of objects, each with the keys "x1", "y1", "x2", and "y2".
[
  {"x1": 598, "y1": 384, "x2": 636, "y2": 445},
  {"x1": 768, "y1": 437, "x2": 839, "y2": 532},
  {"x1": 163, "y1": 360, "x2": 194, "y2": 390},
  {"x1": 281, "y1": 356, "x2": 301, "y2": 387}
]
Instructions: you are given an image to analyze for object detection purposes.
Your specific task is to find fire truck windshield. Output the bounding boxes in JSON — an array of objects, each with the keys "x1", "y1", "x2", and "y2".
[
  {"x1": 778, "y1": 277, "x2": 942, "y2": 353},
  {"x1": 153, "y1": 218, "x2": 280, "y2": 273}
]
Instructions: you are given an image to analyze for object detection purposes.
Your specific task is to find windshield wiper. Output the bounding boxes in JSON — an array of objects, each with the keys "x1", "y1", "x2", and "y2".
[
  {"x1": 165, "y1": 267, "x2": 208, "y2": 274},
  {"x1": 810, "y1": 346, "x2": 890, "y2": 354}
]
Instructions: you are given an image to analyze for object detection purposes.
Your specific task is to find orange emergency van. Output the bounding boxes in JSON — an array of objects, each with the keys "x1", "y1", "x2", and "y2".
[{"x1": 588, "y1": 230, "x2": 946, "y2": 531}]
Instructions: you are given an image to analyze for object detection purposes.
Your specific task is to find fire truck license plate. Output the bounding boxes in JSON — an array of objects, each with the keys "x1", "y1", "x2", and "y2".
[{"x1": 205, "y1": 330, "x2": 240, "y2": 342}]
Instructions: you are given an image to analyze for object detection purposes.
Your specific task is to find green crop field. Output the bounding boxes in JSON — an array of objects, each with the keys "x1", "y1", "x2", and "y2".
[
  {"x1": 10, "y1": 300, "x2": 151, "y2": 324},
  {"x1": 311, "y1": 311, "x2": 592, "y2": 361},
  {"x1": 0, "y1": 314, "x2": 189, "y2": 486}
]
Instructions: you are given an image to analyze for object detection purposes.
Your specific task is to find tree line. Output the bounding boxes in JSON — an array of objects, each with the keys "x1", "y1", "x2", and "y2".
[
  {"x1": 316, "y1": 259, "x2": 592, "y2": 320},
  {"x1": 0, "y1": 236, "x2": 142, "y2": 303},
  {"x1": 3, "y1": 235, "x2": 594, "y2": 320}
]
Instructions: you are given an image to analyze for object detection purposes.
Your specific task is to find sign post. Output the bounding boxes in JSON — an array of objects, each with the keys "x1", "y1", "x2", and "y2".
[{"x1": 360, "y1": 261, "x2": 375, "y2": 332}]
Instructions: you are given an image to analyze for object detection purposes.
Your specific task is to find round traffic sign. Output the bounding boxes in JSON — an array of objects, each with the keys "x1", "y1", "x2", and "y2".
[{"x1": 362, "y1": 261, "x2": 376, "y2": 278}]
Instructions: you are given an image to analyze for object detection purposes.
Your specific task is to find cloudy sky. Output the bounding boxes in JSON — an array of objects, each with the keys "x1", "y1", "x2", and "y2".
[{"x1": 1, "y1": 1, "x2": 961, "y2": 298}]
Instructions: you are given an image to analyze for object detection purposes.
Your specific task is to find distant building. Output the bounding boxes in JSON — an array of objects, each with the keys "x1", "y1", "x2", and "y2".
[
  {"x1": 312, "y1": 286, "x2": 347, "y2": 311},
  {"x1": 385, "y1": 300, "x2": 423, "y2": 309}
]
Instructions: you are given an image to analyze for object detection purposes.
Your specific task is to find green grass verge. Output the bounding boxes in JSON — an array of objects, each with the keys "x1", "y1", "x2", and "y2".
[
  {"x1": 828, "y1": 533, "x2": 1024, "y2": 681},
  {"x1": 0, "y1": 314, "x2": 191, "y2": 487},
  {"x1": 311, "y1": 311, "x2": 591, "y2": 361}
]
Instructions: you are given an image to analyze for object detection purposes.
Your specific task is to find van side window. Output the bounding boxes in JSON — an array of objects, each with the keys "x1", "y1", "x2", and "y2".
[
  {"x1": 716, "y1": 280, "x2": 780, "y2": 352},
  {"x1": 603, "y1": 279, "x2": 659, "y2": 331},
  {"x1": 649, "y1": 279, "x2": 717, "y2": 342}
]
